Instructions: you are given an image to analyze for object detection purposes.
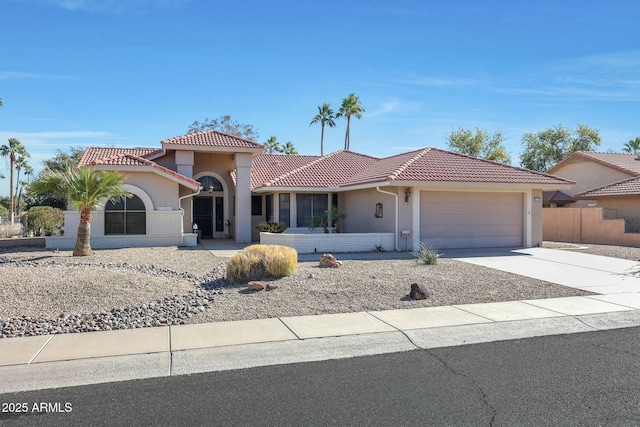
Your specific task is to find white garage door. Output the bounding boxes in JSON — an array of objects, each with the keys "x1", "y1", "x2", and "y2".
[{"x1": 420, "y1": 191, "x2": 523, "y2": 249}]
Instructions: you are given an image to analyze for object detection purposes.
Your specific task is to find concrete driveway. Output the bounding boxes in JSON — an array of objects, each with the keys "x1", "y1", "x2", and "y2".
[{"x1": 443, "y1": 247, "x2": 640, "y2": 295}]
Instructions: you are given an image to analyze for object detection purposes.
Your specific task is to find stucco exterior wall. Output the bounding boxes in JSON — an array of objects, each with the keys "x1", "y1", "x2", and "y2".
[
  {"x1": 260, "y1": 232, "x2": 395, "y2": 254},
  {"x1": 551, "y1": 158, "x2": 632, "y2": 204},
  {"x1": 342, "y1": 188, "x2": 396, "y2": 233},
  {"x1": 123, "y1": 172, "x2": 180, "y2": 208},
  {"x1": 531, "y1": 189, "x2": 543, "y2": 247},
  {"x1": 588, "y1": 198, "x2": 640, "y2": 219},
  {"x1": 543, "y1": 207, "x2": 640, "y2": 246}
]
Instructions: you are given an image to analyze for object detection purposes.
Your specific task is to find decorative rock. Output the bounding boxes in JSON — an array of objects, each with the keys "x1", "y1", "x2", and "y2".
[
  {"x1": 266, "y1": 283, "x2": 278, "y2": 290},
  {"x1": 248, "y1": 281, "x2": 268, "y2": 291},
  {"x1": 409, "y1": 283, "x2": 429, "y2": 300},
  {"x1": 319, "y1": 253, "x2": 342, "y2": 268}
]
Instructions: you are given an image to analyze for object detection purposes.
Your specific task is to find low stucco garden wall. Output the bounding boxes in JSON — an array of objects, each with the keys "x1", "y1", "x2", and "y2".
[
  {"x1": 45, "y1": 209, "x2": 195, "y2": 249},
  {"x1": 260, "y1": 231, "x2": 396, "y2": 254}
]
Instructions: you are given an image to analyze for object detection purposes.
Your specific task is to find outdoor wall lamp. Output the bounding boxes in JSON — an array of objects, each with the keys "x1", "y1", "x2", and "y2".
[
  {"x1": 208, "y1": 185, "x2": 215, "y2": 193},
  {"x1": 404, "y1": 187, "x2": 412, "y2": 202}
]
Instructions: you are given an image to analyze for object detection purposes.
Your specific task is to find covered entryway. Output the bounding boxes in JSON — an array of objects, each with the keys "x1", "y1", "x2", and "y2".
[{"x1": 420, "y1": 191, "x2": 523, "y2": 249}]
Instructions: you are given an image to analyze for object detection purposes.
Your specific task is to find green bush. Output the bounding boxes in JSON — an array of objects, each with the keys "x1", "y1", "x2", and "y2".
[
  {"x1": 25, "y1": 206, "x2": 64, "y2": 236},
  {"x1": 412, "y1": 242, "x2": 440, "y2": 265},
  {"x1": 227, "y1": 244, "x2": 298, "y2": 283},
  {"x1": 0, "y1": 205, "x2": 8, "y2": 217},
  {"x1": 256, "y1": 221, "x2": 287, "y2": 233}
]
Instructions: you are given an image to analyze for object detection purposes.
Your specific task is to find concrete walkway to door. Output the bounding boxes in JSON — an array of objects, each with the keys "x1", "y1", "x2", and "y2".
[{"x1": 444, "y1": 247, "x2": 640, "y2": 295}]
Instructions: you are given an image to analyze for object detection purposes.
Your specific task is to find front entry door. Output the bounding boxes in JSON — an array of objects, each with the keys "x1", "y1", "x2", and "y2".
[{"x1": 193, "y1": 197, "x2": 213, "y2": 239}]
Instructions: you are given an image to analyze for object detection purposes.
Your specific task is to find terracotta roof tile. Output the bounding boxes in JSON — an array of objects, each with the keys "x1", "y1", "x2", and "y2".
[
  {"x1": 576, "y1": 176, "x2": 640, "y2": 198},
  {"x1": 79, "y1": 147, "x2": 158, "y2": 166},
  {"x1": 341, "y1": 148, "x2": 573, "y2": 187},
  {"x1": 543, "y1": 190, "x2": 576, "y2": 203},
  {"x1": 254, "y1": 151, "x2": 379, "y2": 189},
  {"x1": 86, "y1": 152, "x2": 199, "y2": 189},
  {"x1": 251, "y1": 154, "x2": 322, "y2": 188},
  {"x1": 161, "y1": 130, "x2": 265, "y2": 150}
]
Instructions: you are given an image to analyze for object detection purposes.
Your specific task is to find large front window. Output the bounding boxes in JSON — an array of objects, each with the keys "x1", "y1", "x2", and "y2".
[
  {"x1": 105, "y1": 195, "x2": 146, "y2": 235},
  {"x1": 296, "y1": 194, "x2": 328, "y2": 227}
]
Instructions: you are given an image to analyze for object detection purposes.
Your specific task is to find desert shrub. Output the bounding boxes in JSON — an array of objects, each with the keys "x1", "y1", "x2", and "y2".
[
  {"x1": 25, "y1": 206, "x2": 64, "y2": 236},
  {"x1": 412, "y1": 241, "x2": 440, "y2": 265},
  {"x1": 0, "y1": 205, "x2": 8, "y2": 216},
  {"x1": 256, "y1": 221, "x2": 287, "y2": 233},
  {"x1": 227, "y1": 244, "x2": 298, "y2": 283}
]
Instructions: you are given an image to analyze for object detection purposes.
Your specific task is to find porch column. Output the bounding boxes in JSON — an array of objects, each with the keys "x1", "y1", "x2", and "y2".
[
  {"x1": 234, "y1": 153, "x2": 252, "y2": 243},
  {"x1": 411, "y1": 189, "x2": 421, "y2": 251}
]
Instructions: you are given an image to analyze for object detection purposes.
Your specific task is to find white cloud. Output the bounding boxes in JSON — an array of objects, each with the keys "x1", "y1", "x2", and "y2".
[
  {"x1": 396, "y1": 73, "x2": 481, "y2": 88},
  {"x1": 11, "y1": 0, "x2": 193, "y2": 13}
]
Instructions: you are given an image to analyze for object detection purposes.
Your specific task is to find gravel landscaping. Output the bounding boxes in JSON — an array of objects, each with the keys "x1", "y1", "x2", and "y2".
[
  {"x1": 543, "y1": 241, "x2": 640, "y2": 261},
  {"x1": 0, "y1": 244, "x2": 595, "y2": 338}
]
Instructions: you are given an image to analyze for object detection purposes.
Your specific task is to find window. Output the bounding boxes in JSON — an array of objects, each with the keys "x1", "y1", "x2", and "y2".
[
  {"x1": 251, "y1": 195, "x2": 262, "y2": 216},
  {"x1": 265, "y1": 195, "x2": 274, "y2": 222},
  {"x1": 196, "y1": 176, "x2": 223, "y2": 192},
  {"x1": 105, "y1": 195, "x2": 146, "y2": 235},
  {"x1": 296, "y1": 194, "x2": 328, "y2": 227},
  {"x1": 279, "y1": 193, "x2": 290, "y2": 227}
]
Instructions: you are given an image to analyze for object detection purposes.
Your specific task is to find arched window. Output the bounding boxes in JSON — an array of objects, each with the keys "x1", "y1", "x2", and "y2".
[
  {"x1": 105, "y1": 195, "x2": 146, "y2": 235},
  {"x1": 197, "y1": 176, "x2": 223, "y2": 192}
]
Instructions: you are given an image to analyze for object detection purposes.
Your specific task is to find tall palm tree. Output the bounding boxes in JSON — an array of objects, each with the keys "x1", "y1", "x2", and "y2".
[
  {"x1": 13, "y1": 156, "x2": 30, "y2": 214},
  {"x1": 0, "y1": 138, "x2": 30, "y2": 220},
  {"x1": 337, "y1": 93, "x2": 365, "y2": 150},
  {"x1": 29, "y1": 167, "x2": 130, "y2": 256},
  {"x1": 622, "y1": 137, "x2": 640, "y2": 154},
  {"x1": 310, "y1": 103, "x2": 336, "y2": 156}
]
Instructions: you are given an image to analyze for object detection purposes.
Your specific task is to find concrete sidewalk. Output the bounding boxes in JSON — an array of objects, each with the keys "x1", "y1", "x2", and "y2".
[{"x1": 3, "y1": 294, "x2": 640, "y2": 394}]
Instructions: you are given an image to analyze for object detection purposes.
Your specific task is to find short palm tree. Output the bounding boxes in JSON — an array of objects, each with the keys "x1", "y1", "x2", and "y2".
[
  {"x1": 0, "y1": 138, "x2": 30, "y2": 218},
  {"x1": 29, "y1": 167, "x2": 131, "y2": 256},
  {"x1": 263, "y1": 136, "x2": 283, "y2": 154},
  {"x1": 310, "y1": 103, "x2": 336, "y2": 155},
  {"x1": 281, "y1": 141, "x2": 298, "y2": 154},
  {"x1": 622, "y1": 137, "x2": 640, "y2": 154},
  {"x1": 337, "y1": 93, "x2": 365, "y2": 150}
]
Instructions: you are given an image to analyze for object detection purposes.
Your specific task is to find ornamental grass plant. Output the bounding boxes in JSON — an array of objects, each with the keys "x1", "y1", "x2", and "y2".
[{"x1": 226, "y1": 244, "x2": 298, "y2": 283}]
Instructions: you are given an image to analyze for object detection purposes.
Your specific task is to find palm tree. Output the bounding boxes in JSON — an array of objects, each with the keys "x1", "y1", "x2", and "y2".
[
  {"x1": 263, "y1": 136, "x2": 283, "y2": 154},
  {"x1": 29, "y1": 167, "x2": 130, "y2": 256},
  {"x1": 0, "y1": 138, "x2": 30, "y2": 220},
  {"x1": 310, "y1": 103, "x2": 336, "y2": 156},
  {"x1": 281, "y1": 141, "x2": 298, "y2": 154},
  {"x1": 622, "y1": 137, "x2": 640, "y2": 154},
  {"x1": 13, "y1": 156, "x2": 30, "y2": 214},
  {"x1": 337, "y1": 93, "x2": 365, "y2": 150}
]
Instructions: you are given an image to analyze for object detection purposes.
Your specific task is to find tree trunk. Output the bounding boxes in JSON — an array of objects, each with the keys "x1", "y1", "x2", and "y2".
[
  {"x1": 73, "y1": 207, "x2": 92, "y2": 256},
  {"x1": 320, "y1": 124, "x2": 325, "y2": 156},
  {"x1": 344, "y1": 117, "x2": 351, "y2": 150},
  {"x1": 9, "y1": 152, "x2": 14, "y2": 217}
]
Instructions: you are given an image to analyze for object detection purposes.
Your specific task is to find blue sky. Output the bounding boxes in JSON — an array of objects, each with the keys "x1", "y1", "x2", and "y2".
[{"x1": 1, "y1": 0, "x2": 639, "y2": 196}]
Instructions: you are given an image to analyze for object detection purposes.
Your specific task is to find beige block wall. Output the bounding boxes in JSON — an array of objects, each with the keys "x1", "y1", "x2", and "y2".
[{"x1": 589, "y1": 198, "x2": 640, "y2": 219}]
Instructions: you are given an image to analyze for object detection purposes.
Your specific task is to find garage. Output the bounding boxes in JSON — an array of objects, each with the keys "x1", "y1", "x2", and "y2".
[{"x1": 420, "y1": 191, "x2": 523, "y2": 249}]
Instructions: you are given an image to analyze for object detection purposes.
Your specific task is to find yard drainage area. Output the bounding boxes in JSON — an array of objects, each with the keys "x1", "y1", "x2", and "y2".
[{"x1": 259, "y1": 231, "x2": 395, "y2": 254}]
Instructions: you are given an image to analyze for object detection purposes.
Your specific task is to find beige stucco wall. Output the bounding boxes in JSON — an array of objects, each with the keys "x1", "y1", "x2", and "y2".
[
  {"x1": 543, "y1": 207, "x2": 640, "y2": 246},
  {"x1": 341, "y1": 187, "x2": 396, "y2": 233},
  {"x1": 123, "y1": 172, "x2": 181, "y2": 208},
  {"x1": 531, "y1": 189, "x2": 543, "y2": 247},
  {"x1": 587, "y1": 198, "x2": 640, "y2": 219}
]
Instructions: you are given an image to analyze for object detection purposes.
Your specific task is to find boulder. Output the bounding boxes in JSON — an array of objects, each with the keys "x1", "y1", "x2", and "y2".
[
  {"x1": 409, "y1": 283, "x2": 429, "y2": 300},
  {"x1": 319, "y1": 253, "x2": 342, "y2": 268}
]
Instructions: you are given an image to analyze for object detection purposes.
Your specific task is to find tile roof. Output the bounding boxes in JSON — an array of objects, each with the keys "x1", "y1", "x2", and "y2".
[
  {"x1": 251, "y1": 153, "x2": 322, "y2": 188},
  {"x1": 543, "y1": 190, "x2": 576, "y2": 203},
  {"x1": 79, "y1": 147, "x2": 158, "y2": 166},
  {"x1": 255, "y1": 150, "x2": 379, "y2": 189},
  {"x1": 86, "y1": 152, "x2": 199, "y2": 189},
  {"x1": 547, "y1": 151, "x2": 640, "y2": 176},
  {"x1": 575, "y1": 176, "x2": 640, "y2": 198},
  {"x1": 161, "y1": 130, "x2": 265, "y2": 150},
  {"x1": 338, "y1": 148, "x2": 573, "y2": 188}
]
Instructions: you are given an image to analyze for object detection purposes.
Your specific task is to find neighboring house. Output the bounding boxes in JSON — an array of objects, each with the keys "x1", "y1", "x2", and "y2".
[
  {"x1": 575, "y1": 177, "x2": 640, "y2": 225},
  {"x1": 546, "y1": 151, "x2": 640, "y2": 206},
  {"x1": 47, "y1": 130, "x2": 573, "y2": 251},
  {"x1": 542, "y1": 190, "x2": 575, "y2": 208}
]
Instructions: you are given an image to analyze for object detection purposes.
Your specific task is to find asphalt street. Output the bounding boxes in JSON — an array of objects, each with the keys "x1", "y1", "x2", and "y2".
[{"x1": 2, "y1": 326, "x2": 640, "y2": 426}]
